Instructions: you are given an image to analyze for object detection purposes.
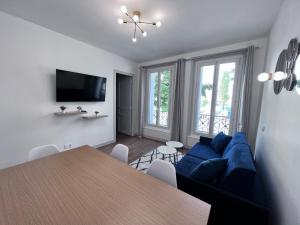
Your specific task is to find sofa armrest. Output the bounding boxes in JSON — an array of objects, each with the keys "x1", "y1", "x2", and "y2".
[
  {"x1": 176, "y1": 173, "x2": 270, "y2": 225},
  {"x1": 199, "y1": 136, "x2": 212, "y2": 145},
  {"x1": 177, "y1": 173, "x2": 234, "y2": 204}
]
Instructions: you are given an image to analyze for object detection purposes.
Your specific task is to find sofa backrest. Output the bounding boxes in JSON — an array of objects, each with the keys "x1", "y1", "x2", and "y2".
[{"x1": 218, "y1": 132, "x2": 256, "y2": 198}]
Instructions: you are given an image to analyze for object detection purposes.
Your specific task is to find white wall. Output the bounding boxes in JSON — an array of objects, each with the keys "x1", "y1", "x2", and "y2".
[
  {"x1": 255, "y1": 0, "x2": 300, "y2": 224},
  {"x1": 140, "y1": 38, "x2": 268, "y2": 148},
  {"x1": 0, "y1": 11, "x2": 138, "y2": 169}
]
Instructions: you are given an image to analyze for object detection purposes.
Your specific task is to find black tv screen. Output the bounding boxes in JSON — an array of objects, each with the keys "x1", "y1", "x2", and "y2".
[{"x1": 56, "y1": 69, "x2": 106, "y2": 102}]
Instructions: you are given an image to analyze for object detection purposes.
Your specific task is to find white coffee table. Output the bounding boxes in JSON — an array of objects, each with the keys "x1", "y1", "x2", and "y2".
[
  {"x1": 166, "y1": 141, "x2": 184, "y2": 155},
  {"x1": 166, "y1": 141, "x2": 184, "y2": 149},
  {"x1": 157, "y1": 145, "x2": 177, "y2": 163}
]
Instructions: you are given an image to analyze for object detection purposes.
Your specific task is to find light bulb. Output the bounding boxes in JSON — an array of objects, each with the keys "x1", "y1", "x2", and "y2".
[
  {"x1": 133, "y1": 15, "x2": 139, "y2": 22},
  {"x1": 118, "y1": 18, "x2": 124, "y2": 24},
  {"x1": 273, "y1": 71, "x2": 286, "y2": 81},
  {"x1": 258, "y1": 73, "x2": 272, "y2": 82},
  {"x1": 156, "y1": 21, "x2": 162, "y2": 27},
  {"x1": 132, "y1": 37, "x2": 137, "y2": 43},
  {"x1": 142, "y1": 31, "x2": 147, "y2": 37},
  {"x1": 121, "y1": 5, "x2": 127, "y2": 14}
]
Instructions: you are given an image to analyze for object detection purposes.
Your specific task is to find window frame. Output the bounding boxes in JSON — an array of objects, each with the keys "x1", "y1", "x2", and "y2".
[
  {"x1": 145, "y1": 65, "x2": 174, "y2": 130},
  {"x1": 191, "y1": 55, "x2": 243, "y2": 137}
]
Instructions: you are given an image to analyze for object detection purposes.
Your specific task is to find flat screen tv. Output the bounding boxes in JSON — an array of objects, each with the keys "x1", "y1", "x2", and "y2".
[{"x1": 56, "y1": 69, "x2": 107, "y2": 102}]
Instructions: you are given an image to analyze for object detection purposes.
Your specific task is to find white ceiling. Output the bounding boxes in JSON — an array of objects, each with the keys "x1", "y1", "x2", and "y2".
[{"x1": 0, "y1": 0, "x2": 283, "y2": 62}]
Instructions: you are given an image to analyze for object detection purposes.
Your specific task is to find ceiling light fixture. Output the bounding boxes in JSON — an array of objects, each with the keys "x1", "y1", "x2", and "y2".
[{"x1": 118, "y1": 5, "x2": 162, "y2": 43}]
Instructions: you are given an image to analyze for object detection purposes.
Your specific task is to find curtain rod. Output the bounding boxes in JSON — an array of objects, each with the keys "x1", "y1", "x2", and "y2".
[
  {"x1": 141, "y1": 60, "x2": 177, "y2": 69},
  {"x1": 141, "y1": 46, "x2": 259, "y2": 69}
]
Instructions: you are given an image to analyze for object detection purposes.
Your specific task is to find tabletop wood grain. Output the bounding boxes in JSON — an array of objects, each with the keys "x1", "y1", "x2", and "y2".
[{"x1": 0, "y1": 146, "x2": 210, "y2": 225}]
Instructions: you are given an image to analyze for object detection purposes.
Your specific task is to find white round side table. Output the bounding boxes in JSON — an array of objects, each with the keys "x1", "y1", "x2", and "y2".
[
  {"x1": 157, "y1": 145, "x2": 177, "y2": 163},
  {"x1": 166, "y1": 141, "x2": 184, "y2": 156}
]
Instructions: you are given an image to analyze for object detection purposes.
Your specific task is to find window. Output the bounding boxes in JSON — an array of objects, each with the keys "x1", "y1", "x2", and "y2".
[
  {"x1": 193, "y1": 56, "x2": 242, "y2": 136},
  {"x1": 147, "y1": 66, "x2": 172, "y2": 128}
]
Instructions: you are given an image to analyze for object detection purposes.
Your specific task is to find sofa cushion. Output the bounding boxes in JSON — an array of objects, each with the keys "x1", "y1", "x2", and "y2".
[
  {"x1": 223, "y1": 132, "x2": 249, "y2": 156},
  {"x1": 218, "y1": 144, "x2": 256, "y2": 198},
  {"x1": 190, "y1": 158, "x2": 228, "y2": 183},
  {"x1": 210, "y1": 132, "x2": 232, "y2": 154},
  {"x1": 175, "y1": 155, "x2": 204, "y2": 177},
  {"x1": 187, "y1": 143, "x2": 221, "y2": 160}
]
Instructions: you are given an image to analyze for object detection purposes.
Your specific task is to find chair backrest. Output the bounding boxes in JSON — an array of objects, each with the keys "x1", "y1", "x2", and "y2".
[
  {"x1": 29, "y1": 144, "x2": 60, "y2": 161},
  {"x1": 110, "y1": 144, "x2": 129, "y2": 163},
  {"x1": 147, "y1": 159, "x2": 177, "y2": 188}
]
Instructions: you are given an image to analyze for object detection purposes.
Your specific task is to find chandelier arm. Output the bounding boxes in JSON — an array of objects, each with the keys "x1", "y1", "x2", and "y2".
[
  {"x1": 134, "y1": 24, "x2": 137, "y2": 39},
  {"x1": 125, "y1": 13, "x2": 144, "y2": 33},
  {"x1": 135, "y1": 23, "x2": 144, "y2": 33},
  {"x1": 126, "y1": 13, "x2": 136, "y2": 23},
  {"x1": 138, "y1": 21, "x2": 155, "y2": 25}
]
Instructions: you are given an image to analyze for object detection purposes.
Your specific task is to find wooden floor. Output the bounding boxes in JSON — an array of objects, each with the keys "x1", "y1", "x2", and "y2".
[{"x1": 98, "y1": 134, "x2": 165, "y2": 163}]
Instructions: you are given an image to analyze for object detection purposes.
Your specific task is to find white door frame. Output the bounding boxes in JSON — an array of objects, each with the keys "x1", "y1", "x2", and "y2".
[{"x1": 113, "y1": 70, "x2": 135, "y2": 140}]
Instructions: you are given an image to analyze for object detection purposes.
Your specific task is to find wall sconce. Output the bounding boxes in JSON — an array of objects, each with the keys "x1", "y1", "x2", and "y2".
[
  {"x1": 257, "y1": 71, "x2": 287, "y2": 82},
  {"x1": 257, "y1": 38, "x2": 300, "y2": 95},
  {"x1": 258, "y1": 73, "x2": 272, "y2": 82}
]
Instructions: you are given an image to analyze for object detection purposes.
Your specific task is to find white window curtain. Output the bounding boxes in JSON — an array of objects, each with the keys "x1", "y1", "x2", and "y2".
[
  {"x1": 170, "y1": 59, "x2": 186, "y2": 141},
  {"x1": 138, "y1": 66, "x2": 147, "y2": 137},
  {"x1": 237, "y1": 46, "x2": 255, "y2": 137}
]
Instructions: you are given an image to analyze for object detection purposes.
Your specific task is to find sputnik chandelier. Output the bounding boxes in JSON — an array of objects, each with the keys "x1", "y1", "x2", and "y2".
[{"x1": 118, "y1": 5, "x2": 162, "y2": 43}]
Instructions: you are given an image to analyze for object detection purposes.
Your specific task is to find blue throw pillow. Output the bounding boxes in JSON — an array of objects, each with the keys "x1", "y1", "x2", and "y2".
[
  {"x1": 210, "y1": 132, "x2": 231, "y2": 154},
  {"x1": 190, "y1": 158, "x2": 228, "y2": 183}
]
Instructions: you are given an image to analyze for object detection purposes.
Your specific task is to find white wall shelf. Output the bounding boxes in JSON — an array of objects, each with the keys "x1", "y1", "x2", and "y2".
[
  {"x1": 82, "y1": 115, "x2": 108, "y2": 120},
  {"x1": 54, "y1": 111, "x2": 88, "y2": 116}
]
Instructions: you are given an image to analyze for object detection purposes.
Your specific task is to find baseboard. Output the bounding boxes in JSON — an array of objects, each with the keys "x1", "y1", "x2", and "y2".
[
  {"x1": 143, "y1": 135, "x2": 191, "y2": 149},
  {"x1": 143, "y1": 134, "x2": 167, "y2": 143},
  {"x1": 93, "y1": 139, "x2": 116, "y2": 149}
]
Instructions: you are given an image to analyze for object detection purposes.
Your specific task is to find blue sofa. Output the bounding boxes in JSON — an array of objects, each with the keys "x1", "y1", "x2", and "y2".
[{"x1": 175, "y1": 132, "x2": 269, "y2": 225}]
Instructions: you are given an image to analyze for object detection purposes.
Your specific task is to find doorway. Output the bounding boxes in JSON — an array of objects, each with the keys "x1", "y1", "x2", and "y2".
[{"x1": 116, "y1": 73, "x2": 133, "y2": 136}]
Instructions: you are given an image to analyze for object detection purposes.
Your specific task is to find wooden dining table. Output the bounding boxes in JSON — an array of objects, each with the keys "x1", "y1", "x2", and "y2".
[{"x1": 0, "y1": 145, "x2": 210, "y2": 225}]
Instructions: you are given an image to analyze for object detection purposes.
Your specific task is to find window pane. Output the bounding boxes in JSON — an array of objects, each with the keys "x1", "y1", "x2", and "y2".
[
  {"x1": 159, "y1": 70, "x2": 170, "y2": 127},
  {"x1": 196, "y1": 65, "x2": 215, "y2": 133},
  {"x1": 214, "y1": 62, "x2": 236, "y2": 134},
  {"x1": 148, "y1": 72, "x2": 158, "y2": 125}
]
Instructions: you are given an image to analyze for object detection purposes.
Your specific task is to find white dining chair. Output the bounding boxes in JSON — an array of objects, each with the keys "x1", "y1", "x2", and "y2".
[
  {"x1": 110, "y1": 144, "x2": 129, "y2": 163},
  {"x1": 29, "y1": 144, "x2": 60, "y2": 161},
  {"x1": 147, "y1": 159, "x2": 177, "y2": 188}
]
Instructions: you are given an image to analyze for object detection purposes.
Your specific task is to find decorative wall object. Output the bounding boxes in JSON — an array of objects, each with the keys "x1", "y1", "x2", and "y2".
[
  {"x1": 284, "y1": 38, "x2": 298, "y2": 91},
  {"x1": 294, "y1": 54, "x2": 300, "y2": 95},
  {"x1": 258, "y1": 38, "x2": 300, "y2": 95},
  {"x1": 60, "y1": 106, "x2": 67, "y2": 113},
  {"x1": 273, "y1": 50, "x2": 287, "y2": 94}
]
